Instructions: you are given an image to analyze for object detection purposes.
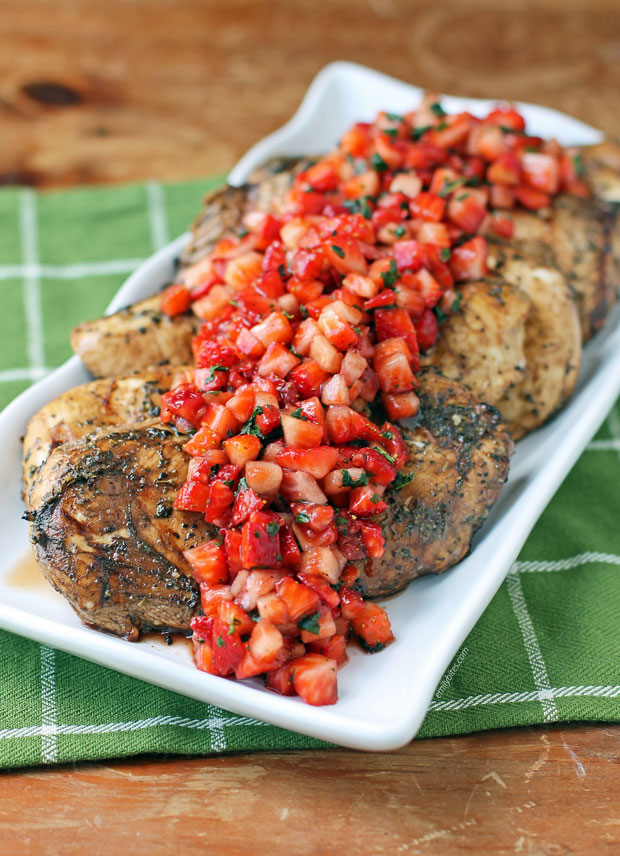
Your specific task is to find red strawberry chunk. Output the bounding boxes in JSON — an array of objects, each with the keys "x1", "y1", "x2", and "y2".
[
  {"x1": 174, "y1": 479, "x2": 210, "y2": 513},
  {"x1": 276, "y1": 446, "x2": 339, "y2": 479},
  {"x1": 183, "y1": 541, "x2": 228, "y2": 585},
  {"x1": 204, "y1": 481, "x2": 234, "y2": 526},
  {"x1": 276, "y1": 577, "x2": 321, "y2": 622},
  {"x1": 351, "y1": 601, "x2": 395, "y2": 652},
  {"x1": 241, "y1": 511, "x2": 282, "y2": 568},
  {"x1": 231, "y1": 484, "x2": 266, "y2": 526},
  {"x1": 290, "y1": 653, "x2": 338, "y2": 706},
  {"x1": 266, "y1": 661, "x2": 298, "y2": 696}
]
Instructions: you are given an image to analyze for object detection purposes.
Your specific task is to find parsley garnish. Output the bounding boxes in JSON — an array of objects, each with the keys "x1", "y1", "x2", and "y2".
[
  {"x1": 380, "y1": 259, "x2": 399, "y2": 289},
  {"x1": 236, "y1": 477, "x2": 248, "y2": 494},
  {"x1": 394, "y1": 224, "x2": 407, "y2": 237},
  {"x1": 204, "y1": 364, "x2": 227, "y2": 382},
  {"x1": 430, "y1": 102, "x2": 447, "y2": 118},
  {"x1": 229, "y1": 299, "x2": 239, "y2": 307},
  {"x1": 298, "y1": 612, "x2": 321, "y2": 635},
  {"x1": 384, "y1": 127, "x2": 398, "y2": 138},
  {"x1": 299, "y1": 304, "x2": 309, "y2": 319},
  {"x1": 393, "y1": 471, "x2": 414, "y2": 491},
  {"x1": 341, "y1": 469, "x2": 370, "y2": 488},
  {"x1": 295, "y1": 512, "x2": 310, "y2": 524},
  {"x1": 370, "y1": 493, "x2": 382, "y2": 504},
  {"x1": 411, "y1": 125, "x2": 431, "y2": 141},
  {"x1": 371, "y1": 152, "x2": 389, "y2": 172},
  {"x1": 216, "y1": 636, "x2": 225, "y2": 648},
  {"x1": 440, "y1": 247, "x2": 451, "y2": 262},
  {"x1": 240, "y1": 406, "x2": 264, "y2": 438},
  {"x1": 438, "y1": 177, "x2": 466, "y2": 198},
  {"x1": 452, "y1": 292, "x2": 463, "y2": 313},
  {"x1": 228, "y1": 617, "x2": 240, "y2": 636},
  {"x1": 456, "y1": 193, "x2": 469, "y2": 201},
  {"x1": 386, "y1": 112, "x2": 404, "y2": 122},
  {"x1": 374, "y1": 446, "x2": 396, "y2": 464},
  {"x1": 383, "y1": 430, "x2": 394, "y2": 440},
  {"x1": 573, "y1": 153, "x2": 584, "y2": 177},
  {"x1": 278, "y1": 263, "x2": 286, "y2": 278},
  {"x1": 290, "y1": 408, "x2": 307, "y2": 420},
  {"x1": 266, "y1": 521, "x2": 280, "y2": 537},
  {"x1": 436, "y1": 121, "x2": 448, "y2": 131},
  {"x1": 331, "y1": 244, "x2": 345, "y2": 259},
  {"x1": 335, "y1": 515, "x2": 348, "y2": 527}
]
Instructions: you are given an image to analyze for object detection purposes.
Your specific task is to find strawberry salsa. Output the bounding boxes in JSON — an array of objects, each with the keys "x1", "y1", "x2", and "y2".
[{"x1": 159, "y1": 96, "x2": 586, "y2": 705}]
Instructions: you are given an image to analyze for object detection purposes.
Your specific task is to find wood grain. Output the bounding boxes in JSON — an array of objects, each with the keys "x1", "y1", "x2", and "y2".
[
  {"x1": 1, "y1": 724, "x2": 619, "y2": 855},
  {"x1": 1, "y1": 0, "x2": 619, "y2": 188},
  {"x1": 2, "y1": 1, "x2": 620, "y2": 852}
]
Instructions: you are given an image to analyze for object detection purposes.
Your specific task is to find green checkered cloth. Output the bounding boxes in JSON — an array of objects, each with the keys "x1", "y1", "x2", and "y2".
[{"x1": 0, "y1": 180, "x2": 619, "y2": 769}]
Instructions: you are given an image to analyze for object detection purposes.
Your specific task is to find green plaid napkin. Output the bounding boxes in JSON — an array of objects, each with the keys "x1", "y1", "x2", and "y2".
[{"x1": 1, "y1": 180, "x2": 619, "y2": 769}]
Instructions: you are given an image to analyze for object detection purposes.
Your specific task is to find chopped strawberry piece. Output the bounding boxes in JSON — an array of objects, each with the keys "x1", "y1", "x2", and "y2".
[
  {"x1": 174, "y1": 479, "x2": 210, "y2": 513},
  {"x1": 290, "y1": 653, "x2": 338, "y2": 706},
  {"x1": 231, "y1": 483, "x2": 265, "y2": 526},
  {"x1": 276, "y1": 446, "x2": 339, "y2": 479},
  {"x1": 183, "y1": 541, "x2": 228, "y2": 585},
  {"x1": 161, "y1": 283, "x2": 192, "y2": 317},
  {"x1": 351, "y1": 602, "x2": 394, "y2": 652},
  {"x1": 241, "y1": 511, "x2": 282, "y2": 568},
  {"x1": 204, "y1": 482, "x2": 234, "y2": 526},
  {"x1": 449, "y1": 236, "x2": 488, "y2": 281},
  {"x1": 223, "y1": 433, "x2": 262, "y2": 468},
  {"x1": 266, "y1": 661, "x2": 298, "y2": 695}
]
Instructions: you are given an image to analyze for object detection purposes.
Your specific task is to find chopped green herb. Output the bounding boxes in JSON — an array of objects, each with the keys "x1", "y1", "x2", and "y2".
[
  {"x1": 466, "y1": 175, "x2": 482, "y2": 187},
  {"x1": 439, "y1": 247, "x2": 451, "y2": 262},
  {"x1": 300, "y1": 304, "x2": 309, "y2": 319},
  {"x1": 240, "y1": 407, "x2": 264, "y2": 438},
  {"x1": 290, "y1": 408, "x2": 308, "y2": 420},
  {"x1": 204, "y1": 364, "x2": 227, "y2": 382},
  {"x1": 282, "y1": 310, "x2": 293, "y2": 319},
  {"x1": 228, "y1": 617, "x2": 240, "y2": 636},
  {"x1": 434, "y1": 305, "x2": 448, "y2": 324},
  {"x1": 331, "y1": 244, "x2": 345, "y2": 259},
  {"x1": 456, "y1": 193, "x2": 469, "y2": 201},
  {"x1": 383, "y1": 127, "x2": 398, "y2": 138},
  {"x1": 394, "y1": 224, "x2": 407, "y2": 238},
  {"x1": 266, "y1": 521, "x2": 280, "y2": 537},
  {"x1": 229, "y1": 299, "x2": 239, "y2": 307},
  {"x1": 371, "y1": 152, "x2": 389, "y2": 172},
  {"x1": 386, "y1": 112, "x2": 404, "y2": 122},
  {"x1": 295, "y1": 512, "x2": 310, "y2": 524},
  {"x1": 370, "y1": 493, "x2": 382, "y2": 504},
  {"x1": 573, "y1": 153, "x2": 584, "y2": 177},
  {"x1": 216, "y1": 636, "x2": 225, "y2": 648},
  {"x1": 298, "y1": 612, "x2": 321, "y2": 635},
  {"x1": 374, "y1": 446, "x2": 396, "y2": 464},
  {"x1": 438, "y1": 177, "x2": 466, "y2": 198},
  {"x1": 393, "y1": 471, "x2": 414, "y2": 491},
  {"x1": 411, "y1": 125, "x2": 431, "y2": 141},
  {"x1": 430, "y1": 102, "x2": 447, "y2": 118},
  {"x1": 278, "y1": 263, "x2": 287, "y2": 278},
  {"x1": 452, "y1": 292, "x2": 463, "y2": 313},
  {"x1": 436, "y1": 121, "x2": 449, "y2": 131},
  {"x1": 335, "y1": 515, "x2": 348, "y2": 527},
  {"x1": 341, "y1": 469, "x2": 370, "y2": 488},
  {"x1": 380, "y1": 259, "x2": 399, "y2": 290},
  {"x1": 383, "y1": 430, "x2": 394, "y2": 440},
  {"x1": 237, "y1": 227, "x2": 249, "y2": 238}
]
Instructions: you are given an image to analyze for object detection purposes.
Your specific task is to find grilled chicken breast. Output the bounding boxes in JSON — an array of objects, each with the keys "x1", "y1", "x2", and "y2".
[
  {"x1": 71, "y1": 158, "x2": 313, "y2": 378},
  {"x1": 356, "y1": 368, "x2": 512, "y2": 597},
  {"x1": 22, "y1": 366, "x2": 190, "y2": 505},
  {"x1": 26, "y1": 368, "x2": 511, "y2": 636},
  {"x1": 28, "y1": 421, "x2": 212, "y2": 639},
  {"x1": 421, "y1": 277, "x2": 532, "y2": 405}
]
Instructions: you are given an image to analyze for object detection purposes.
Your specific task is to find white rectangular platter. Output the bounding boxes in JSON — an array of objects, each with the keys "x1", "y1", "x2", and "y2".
[{"x1": 0, "y1": 61, "x2": 618, "y2": 751}]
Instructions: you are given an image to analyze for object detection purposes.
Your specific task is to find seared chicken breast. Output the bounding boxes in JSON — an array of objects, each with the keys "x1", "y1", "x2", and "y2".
[
  {"x1": 26, "y1": 369, "x2": 511, "y2": 635},
  {"x1": 22, "y1": 366, "x2": 190, "y2": 505}
]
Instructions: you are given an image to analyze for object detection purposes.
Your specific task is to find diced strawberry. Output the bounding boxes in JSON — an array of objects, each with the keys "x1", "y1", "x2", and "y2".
[
  {"x1": 351, "y1": 448, "x2": 396, "y2": 485},
  {"x1": 218, "y1": 599, "x2": 254, "y2": 637},
  {"x1": 199, "y1": 584, "x2": 233, "y2": 619},
  {"x1": 241, "y1": 511, "x2": 282, "y2": 568},
  {"x1": 415, "y1": 308, "x2": 439, "y2": 350},
  {"x1": 374, "y1": 349, "x2": 416, "y2": 394},
  {"x1": 231, "y1": 483, "x2": 265, "y2": 526},
  {"x1": 245, "y1": 461, "x2": 283, "y2": 498},
  {"x1": 183, "y1": 541, "x2": 228, "y2": 585},
  {"x1": 417, "y1": 221, "x2": 450, "y2": 248},
  {"x1": 449, "y1": 236, "x2": 488, "y2": 281},
  {"x1": 374, "y1": 307, "x2": 419, "y2": 358},
  {"x1": 265, "y1": 661, "x2": 298, "y2": 696},
  {"x1": 486, "y1": 104, "x2": 525, "y2": 132},
  {"x1": 289, "y1": 359, "x2": 330, "y2": 398},
  {"x1": 360, "y1": 521, "x2": 386, "y2": 557},
  {"x1": 296, "y1": 571, "x2": 340, "y2": 609},
  {"x1": 204, "y1": 481, "x2": 234, "y2": 526},
  {"x1": 290, "y1": 653, "x2": 338, "y2": 706},
  {"x1": 317, "y1": 307, "x2": 358, "y2": 351},
  {"x1": 161, "y1": 283, "x2": 192, "y2": 317},
  {"x1": 308, "y1": 633, "x2": 348, "y2": 665},
  {"x1": 380, "y1": 421, "x2": 408, "y2": 468},
  {"x1": 513, "y1": 185, "x2": 552, "y2": 210},
  {"x1": 174, "y1": 479, "x2": 210, "y2": 513},
  {"x1": 192, "y1": 638, "x2": 215, "y2": 674},
  {"x1": 292, "y1": 317, "x2": 322, "y2": 356},
  {"x1": 251, "y1": 312, "x2": 294, "y2": 347},
  {"x1": 325, "y1": 405, "x2": 383, "y2": 444},
  {"x1": 300, "y1": 604, "x2": 337, "y2": 643},
  {"x1": 223, "y1": 529, "x2": 243, "y2": 577},
  {"x1": 201, "y1": 402, "x2": 240, "y2": 439},
  {"x1": 521, "y1": 152, "x2": 559, "y2": 194},
  {"x1": 349, "y1": 485, "x2": 388, "y2": 516},
  {"x1": 209, "y1": 617, "x2": 245, "y2": 676},
  {"x1": 447, "y1": 189, "x2": 488, "y2": 233},
  {"x1": 280, "y1": 470, "x2": 328, "y2": 505},
  {"x1": 161, "y1": 384, "x2": 206, "y2": 429},
  {"x1": 276, "y1": 577, "x2": 321, "y2": 622},
  {"x1": 223, "y1": 433, "x2": 262, "y2": 468},
  {"x1": 187, "y1": 453, "x2": 227, "y2": 482},
  {"x1": 257, "y1": 342, "x2": 300, "y2": 378},
  {"x1": 182, "y1": 424, "x2": 221, "y2": 456},
  {"x1": 351, "y1": 601, "x2": 394, "y2": 652},
  {"x1": 256, "y1": 592, "x2": 290, "y2": 628},
  {"x1": 279, "y1": 522, "x2": 302, "y2": 567},
  {"x1": 235, "y1": 570, "x2": 283, "y2": 612},
  {"x1": 299, "y1": 546, "x2": 341, "y2": 584},
  {"x1": 291, "y1": 502, "x2": 334, "y2": 533},
  {"x1": 276, "y1": 446, "x2": 338, "y2": 479},
  {"x1": 281, "y1": 413, "x2": 324, "y2": 449},
  {"x1": 489, "y1": 183, "x2": 516, "y2": 209},
  {"x1": 235, "y1": 327, "x2": 265, "y2": 359},
  {"x1": 409, "y1": 192, "x2": 445, "y2": 222},
  {"x1": 339, "y1": 586, "x2": 366, "y2": 620},
  {"x1": 323, "y1": 237, "x2": 368, "y2": 275},
  {"x1": 309, "y1": 334, "x2": 343, "y2": 374},
  {"x1": 382, "y1": 391, "x2": 420, "y2": 421},
  {"x1": 487, "y1": 152, "x2": 522, "y2": 185}
]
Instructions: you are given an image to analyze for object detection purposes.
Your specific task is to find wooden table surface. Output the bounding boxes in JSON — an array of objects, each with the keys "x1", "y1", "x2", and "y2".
[{"x1": 2, "y1": 1, "x2": 620, "y2": 852}]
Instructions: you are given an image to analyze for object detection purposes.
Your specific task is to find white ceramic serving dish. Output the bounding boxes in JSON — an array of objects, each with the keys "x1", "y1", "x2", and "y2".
[{"x1": 0, "y1": 62, "x2": 618, "y2": 751}]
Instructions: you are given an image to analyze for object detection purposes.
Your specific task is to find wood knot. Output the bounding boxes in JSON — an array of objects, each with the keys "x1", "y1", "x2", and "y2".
[{"x1": 21, "y1": 81, "x2": 83, "y2": 107}]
